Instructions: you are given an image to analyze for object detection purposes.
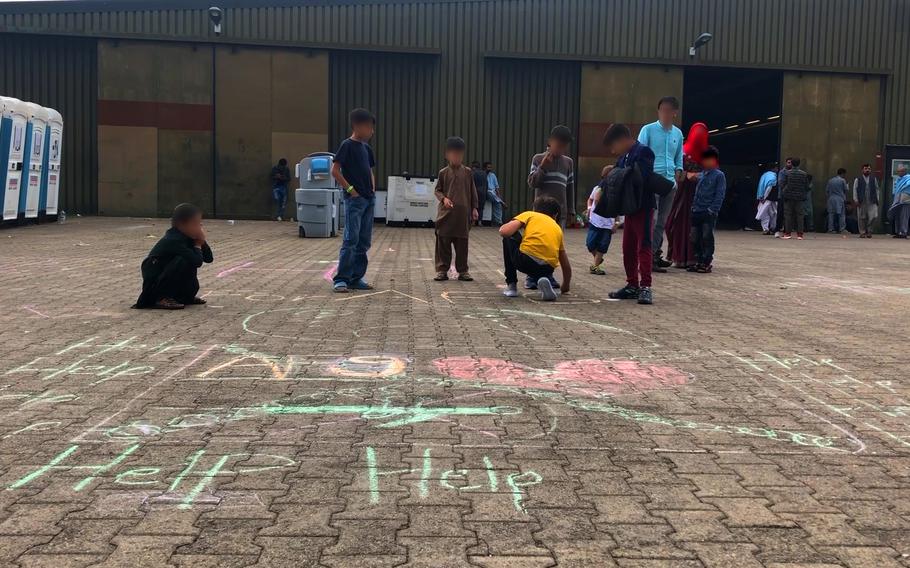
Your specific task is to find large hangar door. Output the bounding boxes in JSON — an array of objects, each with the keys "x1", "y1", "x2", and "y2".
[
  {"x1": 781, "y1": 72, "x2": 881, "y2": 227},
  {"x1": 578, "y1": 64, "x2": 683, "y2": 199},
  {"x1": 215, "y1": 46, "x2": 329, "y2": 219}
]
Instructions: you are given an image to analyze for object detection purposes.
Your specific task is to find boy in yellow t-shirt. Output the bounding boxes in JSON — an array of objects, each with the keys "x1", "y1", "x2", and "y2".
[{"x1": 499, "y1": 196, "x2": 573, "y2": 301}]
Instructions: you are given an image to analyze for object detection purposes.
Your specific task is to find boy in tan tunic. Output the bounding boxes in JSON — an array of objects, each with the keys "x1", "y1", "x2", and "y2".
[{"x1": 434, "y1": 137, "x2": 479, "y2": 281}]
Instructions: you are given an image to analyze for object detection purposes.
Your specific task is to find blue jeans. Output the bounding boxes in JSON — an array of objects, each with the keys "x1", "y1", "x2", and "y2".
[
  {"x1": 335, "y1": 195, "x2": 375, "y2": 285},
  {"x1": 272, "y1": 186, "x2": 287, "y2": 218},
  {"x1": 690, "y1": 210, "x2": 717, "y2": 266},
  {"x1": 489, "y1": 195, "x2": 504, "y2": 225}
]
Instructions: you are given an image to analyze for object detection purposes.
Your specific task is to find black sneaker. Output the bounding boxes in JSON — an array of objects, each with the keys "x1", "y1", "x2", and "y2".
[
  {"x1": 654, "y1": 254, "x2": 672, "y2": 268},
  {"x1": 609, "y1": 285, "x2": 640, "y2": 300},
  {"x1": 652, "y1": 263, "x2": 668, "y2": 273},
  {"x1": 637, "y1": 287, "x2": 653, "y2": 305}
]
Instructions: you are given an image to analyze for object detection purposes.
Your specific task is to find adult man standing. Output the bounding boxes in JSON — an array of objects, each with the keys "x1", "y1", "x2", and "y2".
[
  {"x1": 781, "y1": 158, "x2": 810, "y2": 240},
  {"x1": 637, "y1": 96, "x2": 684, "y2": 273},
  {"x1": 485, "y1": 161, "x2": 504, "y2": 226},
  {"x1": 270, "y1": 158, "x2": 291, "y2": 221},
  {"x1": 471, "y1": 161, "x2": 488, "y2": 226},
  {"x1": 774, "y1": 158, "x2": 794, "y2": 237},
  {"x1": 852, "y1": 163, "x2": 880, "y2": 238},
  {"x1": 755, "y1": 163, "x2": 779, "y2": 235},
  {"x1": 826, "y1": 168, "x2": 849, "y2": 234}
]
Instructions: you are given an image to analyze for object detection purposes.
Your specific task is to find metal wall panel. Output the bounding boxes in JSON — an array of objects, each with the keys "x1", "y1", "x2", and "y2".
[
  {"x1": 0, "y1": 33, "x2": 97, "y2": 214},
  {"x1": 330, "y1": 51, "x2": 438, "y2": 187},
  {"x1": 2, "y1": 0, "x2": 909, "y2": 218},
  {"x1": 483, "y1": 58, "x2": 581, "y2": 215}
]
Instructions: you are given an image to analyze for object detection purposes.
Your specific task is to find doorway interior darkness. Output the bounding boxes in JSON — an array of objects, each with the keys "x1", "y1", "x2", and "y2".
[{"x1": 683, "y1": 66, "x2": 783, "y2": 228}]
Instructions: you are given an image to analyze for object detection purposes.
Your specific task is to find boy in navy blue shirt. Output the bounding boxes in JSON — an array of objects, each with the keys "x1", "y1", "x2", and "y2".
[
  {"x1": 602, "y1": 123, "x2": 657, "y2": 305},
  {"x1": 332, "y1": 108, "x2": 377, "y2": 293},
  {"x1": 689, "y1": 145, "x2": 726, "y2": 273}
]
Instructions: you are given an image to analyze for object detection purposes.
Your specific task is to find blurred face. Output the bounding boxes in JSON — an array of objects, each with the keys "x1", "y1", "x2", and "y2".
[
  {"x1": 548, "y1": 137, "x2": 570, "y2": 157},
  {"x1": 609, "y1": 137, "x2": 634, "y2": 157},
  {"x1": 863, "y1": 166, "x2": 872, "y2": 176},
  {"x1": 485, "y1": 164, "x2": 493, "y2": 172},
  {"x1": 899, "y1": 166, "x2": 908, "y2": 177},
  {"x1": 657, "y1": 102, "x2": 678, "y2": 125},
  {"x1": 702, "y1": 156, "x2": 718, "y2": 170},
  {"x1": 352, "y1": 121, "x2": 375, "y2": 141},
  {"x1": 786, "y1": 159, "x2": 793, "y2": 169},
  {"x1": 177, "y1": 214, "x2": 203, "y2": 238},
  {"x1": 446, "y1": 149, "x2": 465, "y2": 167}
]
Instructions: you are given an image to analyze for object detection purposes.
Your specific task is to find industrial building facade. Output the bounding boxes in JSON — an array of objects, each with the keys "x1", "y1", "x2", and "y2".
[{"x1": 1, "y1": 0, "x2": 908, "y2": 223}]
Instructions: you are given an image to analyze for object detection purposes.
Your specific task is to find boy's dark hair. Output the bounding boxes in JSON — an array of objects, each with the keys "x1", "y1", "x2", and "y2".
[
  {"x1": 602, "y1": 123, "x2": 632, "y2": 146},
  {"x1": 446, "y1": 136, "x2": 466, "y2": 151},
  {"x1": 791, "y1": 157, "x2": 801, "y2": 167},
  {"x1": 471, "y1": 160, "x2": 481, "y2": 168},
  {"x1": 172, "y1": 203, "x2": 202, "y2": 227},
  {"x1": 483, "y1": 161, "x2": 493, "y2": 168},
  {"x1": 658, "y1": 96, "x2": 680, "y2": 110},
  {"x1": 278, "y1": 158, "x2": 287, "y2": 166},
  {"x1": 702, "y1": 146, "x2": 720, "y2": 160},
  {"x1": 549, "y1": 125, "x2": 573, "y2": 144},
  {"x1": 862, "y1": 163, "x2": 871, "y2": 168},
  {"x1": 533, "y1": 196, "x2": 561, "y2": 220},
  {"x1": 837, "y1": 167, "x2": 847, "y2": 175},
  {"x1": 349, "y1": 108, "x2": 376, "y2": 126}
]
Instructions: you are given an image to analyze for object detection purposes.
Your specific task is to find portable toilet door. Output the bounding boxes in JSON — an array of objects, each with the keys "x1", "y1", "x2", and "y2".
[
  {"x1": 19, "y1": 102, "x2": 48, "y2": 220},
  {"x1": 0, "y1": 97, "x2": 28, "y2": 222},
  {"x1": 40, "y1": 108, "x2": 63, "y2": 217}
]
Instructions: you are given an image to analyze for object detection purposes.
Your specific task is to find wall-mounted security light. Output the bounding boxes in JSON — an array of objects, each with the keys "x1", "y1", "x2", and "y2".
[
  {"x1": 209, "y1": 6, "x2": 224, "y2": 36},
  {"x1": 689, "y1": 33, "x2": 713, "y2": 57}
]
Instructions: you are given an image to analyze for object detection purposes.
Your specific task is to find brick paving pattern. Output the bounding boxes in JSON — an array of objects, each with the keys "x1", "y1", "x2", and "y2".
[{"x1": 0, "y1": 217, "x2": 908, "y2": 567}]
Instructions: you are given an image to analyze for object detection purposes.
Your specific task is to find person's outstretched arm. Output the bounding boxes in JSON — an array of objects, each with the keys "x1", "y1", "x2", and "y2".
[
  {"x1": 499, "y1": 219, "x2": 523, "y2": 237},
  {"x1": 558, "y1": 248, "x2": 572, "y2": 294}
]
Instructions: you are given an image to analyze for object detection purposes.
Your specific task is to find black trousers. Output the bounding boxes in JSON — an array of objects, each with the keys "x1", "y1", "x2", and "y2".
[
  {"x1": 502, "y1": 236, "x2": 554, "y2": 284},
  {"x1": 135, "y1": 256, "x2": 200, "y2": 307},
  {"x1": 783, "y1": 199, "x2": 805, "y2": 234},
  {"x1": 690, "y1": 211, "x2": 717, "y2": 265}
]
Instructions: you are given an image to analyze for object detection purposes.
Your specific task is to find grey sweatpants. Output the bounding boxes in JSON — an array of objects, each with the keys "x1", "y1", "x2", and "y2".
[{"x1": 652, "y1": 184, "x2": 677, "y2": 257}]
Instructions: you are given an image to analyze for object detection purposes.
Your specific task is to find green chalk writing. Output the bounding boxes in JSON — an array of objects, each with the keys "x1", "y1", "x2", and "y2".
[
  {"x1": 507, "y1": 471, "x2": 543, "y2": 513},
  {"x1": 73, "y1": 444, "x2": 140, "y2": 491},
  {"x1": 180, "y1": 454, "x2": 231, "y2": 509},
  {"x1": 419, "y1": 448, "x2": 432, "y2": 498},
  {"x1": 482, "y1": 456, "x2": 498, "y2": 492},
  {"x1": 7, "y1": 445, "x2": 79, "y2": 490},
  {"x1": 366, "y1": 446, "x2": 379, "y2": 504}
]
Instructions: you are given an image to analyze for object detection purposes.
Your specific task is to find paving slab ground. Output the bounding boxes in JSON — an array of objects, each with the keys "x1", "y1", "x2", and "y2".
[{"x1": 0, "y1": 217, "x2": 909, "y2": 567}]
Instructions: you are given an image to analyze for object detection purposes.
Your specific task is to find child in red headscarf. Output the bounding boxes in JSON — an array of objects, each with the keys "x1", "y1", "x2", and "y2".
[{"x1": 664, "y1": 123, "x2": 709, "y2": 269}]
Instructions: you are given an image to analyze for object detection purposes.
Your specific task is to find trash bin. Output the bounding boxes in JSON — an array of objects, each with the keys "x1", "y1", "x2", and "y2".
[
  {"x1": 296, "y1": 188, "x2": 341, "y2": 238},
  {"x1": 296, "y1": 152, "x2": 342, "y2": 238}
]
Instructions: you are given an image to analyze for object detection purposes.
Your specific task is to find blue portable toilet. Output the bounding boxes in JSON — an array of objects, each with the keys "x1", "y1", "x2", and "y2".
[
  {"x1": 40, "y1": 107, "x2": 63, "y2": 218},
  {"x1": 0, "y1": 97, "x2": 29, "y2": 222},
  {"x1": 19, "y1": 102, "x2": 48, "y2": 220}
]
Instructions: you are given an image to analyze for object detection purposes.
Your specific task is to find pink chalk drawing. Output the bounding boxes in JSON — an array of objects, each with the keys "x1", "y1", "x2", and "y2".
[
  {"x1": 432, "y1": 357, "x2": 689, "y2": 398},
  {"x1": 433, "y1": 357, "x2": 533, "y2": 383},
  {"x1": 322, "y1": 261, "x2": 339, "y2": 283}
]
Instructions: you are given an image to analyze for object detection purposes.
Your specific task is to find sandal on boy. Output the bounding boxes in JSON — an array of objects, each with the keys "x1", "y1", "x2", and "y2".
[{"x1": 153, "y1": 298, "x2": 185, "y2": 310}]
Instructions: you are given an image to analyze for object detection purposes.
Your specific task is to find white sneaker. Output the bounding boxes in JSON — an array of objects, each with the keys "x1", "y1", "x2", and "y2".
[
  {"x1": 537, "y1": 277, "x2": 557, "y2": 301},
  {"x1": 276, "y1": 216, "x2": 283, "y2": 222},
  {"x1": 503, "y1": 283, "x2": 519, "y2": 298}
]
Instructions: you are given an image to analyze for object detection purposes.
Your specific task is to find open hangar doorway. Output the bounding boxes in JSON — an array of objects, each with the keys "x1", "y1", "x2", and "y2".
[{"x1": 683, "y1": 66, "x2": 783, "y2": 230}]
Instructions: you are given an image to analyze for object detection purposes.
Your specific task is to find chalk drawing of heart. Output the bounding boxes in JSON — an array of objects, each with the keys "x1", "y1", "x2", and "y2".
[{"x1": 432, "y1": 357, "x2": 689, "y2": 398}]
